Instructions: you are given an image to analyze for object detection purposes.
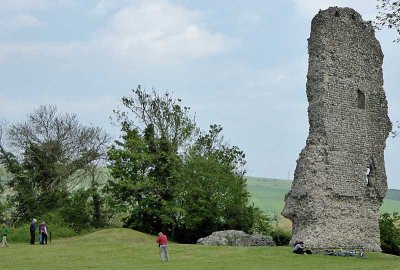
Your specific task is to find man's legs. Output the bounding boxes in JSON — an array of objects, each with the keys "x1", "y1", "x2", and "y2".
[
  {"x1": 160, "y1": 245, "x2": 169, "y2": 261},
  {"x1": 30, "y1": 231, "x2": 35, "y2": 244},
  {"x1": 164, "y1": 245, "x2": 169, "y2": 261}
]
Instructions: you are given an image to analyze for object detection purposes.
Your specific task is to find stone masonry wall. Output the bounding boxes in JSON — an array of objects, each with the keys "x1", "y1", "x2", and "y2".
[{"x1": 282, "y1": 7, "x2": 392, "y2": 251}]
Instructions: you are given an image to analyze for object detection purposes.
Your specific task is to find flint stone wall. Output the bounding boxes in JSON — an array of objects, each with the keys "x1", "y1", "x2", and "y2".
[
  {"x1": 197, "y1": 230, "x2": 275, "y2": 246},
  {"x1": 282, "y1": 7, "x2": 391, "y2": 251}
]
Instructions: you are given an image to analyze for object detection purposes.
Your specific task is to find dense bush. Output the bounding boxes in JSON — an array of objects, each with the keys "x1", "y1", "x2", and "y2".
[
  {"x1": 380, "y1": 212, "x2": 400, "y2": 256},
  {"x1": 59, "y1": 186, "x2": 110, "y2": 232},
  {"x1": 271, "y1": 228, "x2": 292, "y2": 246}
]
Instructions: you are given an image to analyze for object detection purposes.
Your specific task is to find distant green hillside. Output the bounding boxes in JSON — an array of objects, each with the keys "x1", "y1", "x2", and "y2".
[
  {"x1": 246, "y1": 177, "x2": 291, "y2": 216},
  {"x1": 386, "y1": 189, "x2": 400, "y2": 201},
  {"x1": 246, "y1": 176, "x2": 400, "y2": 216}
]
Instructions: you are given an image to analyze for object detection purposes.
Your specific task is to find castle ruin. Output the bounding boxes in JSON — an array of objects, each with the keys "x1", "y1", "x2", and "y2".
[{"x1": 282, "y1": 7, "x2": 392, "y2": 251}]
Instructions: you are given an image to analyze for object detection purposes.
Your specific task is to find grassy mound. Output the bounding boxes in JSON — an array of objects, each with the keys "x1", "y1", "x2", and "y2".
[{"x1": 0, "y1": 228, "x2": 399, "y2": 269}]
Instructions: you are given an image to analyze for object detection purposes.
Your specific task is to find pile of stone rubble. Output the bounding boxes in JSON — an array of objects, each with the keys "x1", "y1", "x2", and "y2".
[{"x1": 197, "y1": 230, "x2": 275, "y2": 247}]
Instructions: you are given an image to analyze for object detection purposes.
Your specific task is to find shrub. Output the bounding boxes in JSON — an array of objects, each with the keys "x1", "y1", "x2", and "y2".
[
  {"x1": 59, "y1": 189, "x2": 92, "y2": 232},
  {"x1": 380, "y1": 212, "x2": 400, "y2": 256},
  {"x1": 248, "y1": 206, "x2": 274, "y2": 236},
  {"x1": 271, "y1": 228, "x2": 292, "y2": 246}
]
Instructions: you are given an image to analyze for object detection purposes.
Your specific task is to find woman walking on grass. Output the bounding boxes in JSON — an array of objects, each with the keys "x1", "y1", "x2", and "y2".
[{"x1": 39, "y1": 221, "x2": 48, "y2": 245}]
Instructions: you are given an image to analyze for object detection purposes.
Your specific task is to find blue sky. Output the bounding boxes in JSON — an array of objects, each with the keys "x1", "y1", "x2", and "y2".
[{"x1": 0, "y1": 0, "x2": 399, "y2": 188}]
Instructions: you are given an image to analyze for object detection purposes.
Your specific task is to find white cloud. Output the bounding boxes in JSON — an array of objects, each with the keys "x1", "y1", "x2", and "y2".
[
  {"x1": 0, "y1": 0, "x2": 236, "y2": 66},
  {"x1": 0, "y1": 13, "x2": 44, "y2": 30},
  {"x1": 91, "y1": 0, "x2": 237, "y2": 64}
]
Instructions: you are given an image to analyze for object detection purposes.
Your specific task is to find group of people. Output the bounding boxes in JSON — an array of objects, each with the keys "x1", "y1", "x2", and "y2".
[
  {"x1": 4, "y1": 222, "x2": 312, "y2": 261},
  {"x1": 30, "y1": 219, "x2": 48, "y2": 245}
]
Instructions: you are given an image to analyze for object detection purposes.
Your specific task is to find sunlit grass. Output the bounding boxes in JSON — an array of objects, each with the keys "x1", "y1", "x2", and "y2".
[{"x1": 0, "y1": 228, "x2": 399, "y2": 270}]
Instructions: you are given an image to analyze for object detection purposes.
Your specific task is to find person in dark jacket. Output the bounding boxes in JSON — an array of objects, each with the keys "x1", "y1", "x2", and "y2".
[{"x1": 30, "y1": 219, "x2": 37, "y2": 245}]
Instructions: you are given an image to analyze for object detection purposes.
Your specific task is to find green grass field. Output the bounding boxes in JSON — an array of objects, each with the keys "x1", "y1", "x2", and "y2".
[
  {"x1": 0, "y1": 228, "x2": 399, "y2": 270},
  {"x1": 0, "y1": 229, "x2": 400, "y2": 270},
  {"x1": 246, "y1": 176, "x2": 400, "y2": 216}
]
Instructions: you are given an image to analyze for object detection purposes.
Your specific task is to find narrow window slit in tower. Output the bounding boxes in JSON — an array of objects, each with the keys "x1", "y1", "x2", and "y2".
[
  {"x1": 357, "y1": 89, "x2": 365, "y2": 109},
  {"x1": 335, "y1": 11, "x2": 340, "y2": 17}
]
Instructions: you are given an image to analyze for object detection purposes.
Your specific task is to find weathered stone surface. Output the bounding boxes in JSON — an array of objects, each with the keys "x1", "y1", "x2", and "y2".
[
  {"x1": 282, "y1": 7, "x2": 391, "y2": 252},
  {"x1": 197, "y1": 230, "x2": 275, "y2": 246}
]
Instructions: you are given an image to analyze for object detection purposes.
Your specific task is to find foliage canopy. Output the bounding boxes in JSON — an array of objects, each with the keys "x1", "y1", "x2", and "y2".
[
  {"x1": 379, "y1": 212, "x2": 400, "y2": 255},
  {"x1": 106, "y1": 86, "x2": 267, "y2": 242},
  {"x1": 375, "y1": 0, "x2": 400, "y2": 42},
  {"x1": 0, "y1": 105, "x2": 110, "y2": 223}
]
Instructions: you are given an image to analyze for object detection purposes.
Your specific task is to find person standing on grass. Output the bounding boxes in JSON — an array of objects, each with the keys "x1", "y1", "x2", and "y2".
[
  {"x1": 1, "y1": 223, "x2": 8, "y2": 248},
  {"x1": 30, "y1": 219, "x2": 37, "y2": 245},
  {"x1": 39, "y1": 221, "x2": 48, "y2": 245},
  {"x1": 156, "y1": 232, "x2": 169, "y2": 261}
]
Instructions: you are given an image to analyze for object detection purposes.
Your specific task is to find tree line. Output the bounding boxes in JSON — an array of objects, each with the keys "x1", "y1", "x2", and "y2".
[{"x1": 0, "y1": 87, "x2": 271, "y2": 243}]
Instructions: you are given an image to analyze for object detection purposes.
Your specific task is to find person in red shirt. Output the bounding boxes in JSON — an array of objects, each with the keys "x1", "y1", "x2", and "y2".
[{"x1": 156, "y1": 232, "x2": 169, "y2": 261}]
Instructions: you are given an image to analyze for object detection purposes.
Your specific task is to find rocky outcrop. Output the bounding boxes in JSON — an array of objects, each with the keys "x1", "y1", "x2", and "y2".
[
  {"x1": 197, "y1": 230, "x2": 275, "y2": 246},
  {"x1": 282, "y1": 7, "x2": 391, "y2": 251}
]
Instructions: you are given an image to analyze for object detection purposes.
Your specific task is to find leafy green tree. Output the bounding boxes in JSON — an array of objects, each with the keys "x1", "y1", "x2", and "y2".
[
  {"x1": 376, "y1": 0, "x2": 400, "y2": 42},
  {"x1": 108, "y1": 86, "x2": 198, "y2": 236},
  {"x1": 0, "y1": 178, "x2": 5, "y2": 223},
  {"x1": 108, "y1": 87, "x2": 268, "y2": 243},
  {"x1": 59, "y1": 189, "x2": 92, "y2": 232},
  {"x1": 174, "y1": 155, "x2": 251, "y2": 242},
  {"x1": 85, "y1": 165, "x2": 111, "y2": 229},
  {"x1": 0, "y1": 105, "x2": 110, "y2": 223},
  {"x1": 375, "y1": 1, "x2": 399, "y2": 138},
  {"x1": 379, "y1": 212, "x2": 400, "y2": 255},
  {"x1": 172, "y1": 124, "x2": 251, "y2": 242},
  {"x1": 189, "y1": 124, "x2": 246, "y2": 175},
  {"x1": 113, "y1": 85, "x2": 198, "y2": 152},
  {"x1": 106, "y1": 123, "x2": 182, "y2": 235}
]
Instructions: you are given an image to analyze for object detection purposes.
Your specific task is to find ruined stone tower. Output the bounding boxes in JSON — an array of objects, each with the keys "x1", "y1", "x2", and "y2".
[{"x1": 282, "y1": 7, "x2": 391, "y2": 251}]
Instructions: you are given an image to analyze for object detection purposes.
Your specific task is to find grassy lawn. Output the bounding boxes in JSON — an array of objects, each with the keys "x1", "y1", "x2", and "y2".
[{"x1": 1, "y1": 228, "x2": 399, "y2": 270}]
